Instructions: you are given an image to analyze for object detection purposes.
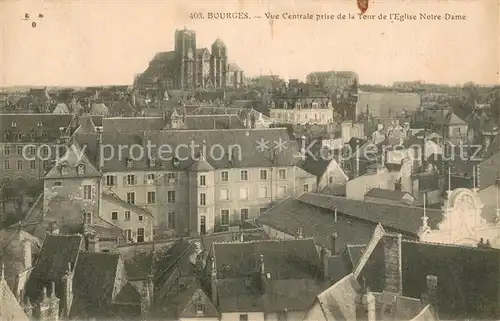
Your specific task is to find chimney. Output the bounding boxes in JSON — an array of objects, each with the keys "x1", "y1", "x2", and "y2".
[
  {"x1": 210, "y1": 258, "x2": 218, "y2": 305},
  {"x1": 383, "y1": 234, "x2": 402, "y2": 295},
  {"x1": 334, "y1": 208, "x2": 338, "y2": 222},
  {"x1": 22, "y1": 240, "x2": 32, "y2": 270},
  {"x1": 330, "y1": 232, "x2": 338, "y2": 255},
  {"x1": 296, "y1": 228, "x2": 303, "y2": 239},
  {"x1": 422, "y1": 275, "x2": 438, "y2": 314},
  {"x1": 259, "y1": 254, "x2": 267, "y2": 294},
  {"x1": 87, "y1": 234, "x2": 100, "y2": 252},
  {"x1": 282, "y1": 308, "x2": 288, "y2": 321},
  {"x1": 363, "y1": 287, "x2": 376, "y2": 321},
  {"x1": 48, "y1": 221, "x2": 59, "y2": 235},
  {"x1": 140, "y1": 283, "x2": 151, "y2": 318},
  {"x1": 61, "y1": 262, "x2": 74, "y2": 317},
  {"x1": 321, "y1": 247, "x2": 329, "y2": 281}
]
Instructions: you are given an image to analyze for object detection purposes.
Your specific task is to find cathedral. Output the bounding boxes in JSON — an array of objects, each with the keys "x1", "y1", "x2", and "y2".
[{"x1": 135, "y1": 28, "x2": 244, "y2": 91}]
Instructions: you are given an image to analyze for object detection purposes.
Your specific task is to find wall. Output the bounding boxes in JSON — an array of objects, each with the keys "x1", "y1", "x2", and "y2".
[
  {"x1": 1, "y1": 143, "x2": 60, "y2": 181},
  {"x1": 270, "y1": 108, "x2": 334, "y2": 125},
  {"x1": 43, "y1": 177, "x2": 100, "y2": 224},
  {"x1": 100, "y1": 198, "x2": 154, "y2": 243},
  {"x1": 221, "y1": 312, "x2": 264, "y2": 321},
  {"x1": 318, "y1": 160, "x2": 348, "y2": 192},
  {"x1": 346, "y1": 172, "x2": 394, "y2": 200},
  {"x1": 303, "y1": 301, "x2": 327, "y2": 321}
]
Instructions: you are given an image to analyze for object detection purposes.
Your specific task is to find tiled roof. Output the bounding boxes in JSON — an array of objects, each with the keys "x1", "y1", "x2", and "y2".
[
  {"x1": 362, "y1": 237, "x2": 500, "y2": 320},
  {"x1": 0, "y1": 227, "x2": 42, "y2": 290},
  {"x1": 183, "y1": 115, "x2": 246, "y2": 130},
  {"x1": 178, "y1": 285, "x2": 220, "y2": 318},
  {"x1": 44, "y1": 142, "x2": 101, "y2": 179},
  {"x1": 256, "y1": 198, "x2": 377, "y2": 253},
  {"x1": 25, "y1": 235, "x2": 82, "y2": 303},
  {"x1": 314, "y1": 273, "x2": 361, "y2": 320},
  {"x1": 123, "y1": 251, "x2": 154, "y2": 281},
  {"x1": 70, "y1": 252, "x2": 122, "y2": 318},
  {"x1": 364, "y1": 188, "x2": 413, "y2": 202},
  {"x1": 102, "y1": 117, "x2": 166, "y2": 133},
  {"x1": 109, "y1": 100, "x2": 136, "y2": 116},
  {"x1": 151, "y1": 51, "x2": 176, "y2": 61},
  {"x1": 114, "y1": 282, "x2": 140, "y2": 304},
  {"x1": 297, "y1": 193, "x2": 442, "y2": 236},
  {"x1": 0, "y1": 276, "x2": 30, "y2": 321},
  {"x1": 0, "y1": 113, "x2": 73, "y2": 143},
  {"x1": 299, "y1": 154, "x2": 332, "y2": 178},
  {"x1": 212, "y1": 238, "x2": 321, "y2": 279},
  {"x1": 75, "y1": 128, "x2": 300, "y2": 172},
  {"x1": 155, "y1": 240, "x2": 193, "y2": 282},
  {"x1": 89, "y1": 103, "x2": 109, "y2": 116}
]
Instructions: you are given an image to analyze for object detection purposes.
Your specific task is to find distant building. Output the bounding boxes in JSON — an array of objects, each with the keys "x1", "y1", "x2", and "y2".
[
  {"x1": 356, "y1": 92, "x2": 421, "y2": 119},
  {"x1": 269, "y1": 90, "x2": 334, "y2": 125},
  {"x1": 306, "y1": 71, "x2": 358, "y2": 91},
  {"x1": 136, "y1": 28, "x2": 243, "y2": 90}
]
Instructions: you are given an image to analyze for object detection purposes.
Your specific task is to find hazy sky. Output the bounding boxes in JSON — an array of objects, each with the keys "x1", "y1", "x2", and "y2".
[{"x1": 1, "y1": 0, "x2": 498, "y2": 86}]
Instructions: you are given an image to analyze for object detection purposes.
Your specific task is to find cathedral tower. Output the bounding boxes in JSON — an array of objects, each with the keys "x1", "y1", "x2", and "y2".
[
  {"x1": 175, "y1": 27, "x2": 197, "y2": 89},
  {"x1": 210, "y1": 38, "x2": 228, "y2": 88}
]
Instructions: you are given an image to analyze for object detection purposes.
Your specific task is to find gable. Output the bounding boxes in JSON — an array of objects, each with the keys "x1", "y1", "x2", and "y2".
[
  {"x1": 180, "y1": 288, "x2": 220, "y2": 318},
  {"x1": 45, "y1": 143, "x2": 101, "y2": 179}
]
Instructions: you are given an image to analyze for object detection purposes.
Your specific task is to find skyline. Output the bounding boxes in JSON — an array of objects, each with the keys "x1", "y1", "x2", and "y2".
[{"x1": 1, "y1": 0, "x2": 498, "y2": 87}]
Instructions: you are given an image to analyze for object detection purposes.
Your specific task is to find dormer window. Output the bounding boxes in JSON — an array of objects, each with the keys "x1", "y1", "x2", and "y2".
[
  {"x1": 77, "y1": 164, "x2": 85, "y2": 175},
  {"x1": 126, "y1": 158, "x2": 133, "y2": 168},
  {"x1": 61, "y1": 164, "x2": 69, "y2": 175},
  {"x1": 11, "y1": 121, "x2": 16, "y2": 128},
  {"x1": 37, "y1": 121, "x2": 43, "y2": 127},
  {"x1": 173, "y1": 157, "x2": 180, "y2": 168},
  {"x1": 149, "y1": 158, "x2": 156, "y2": 168}
]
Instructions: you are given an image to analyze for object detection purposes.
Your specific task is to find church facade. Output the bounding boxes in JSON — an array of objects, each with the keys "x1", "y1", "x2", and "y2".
[{"x1": 135, "y1": 28, "x2": 244, "y2": 91}]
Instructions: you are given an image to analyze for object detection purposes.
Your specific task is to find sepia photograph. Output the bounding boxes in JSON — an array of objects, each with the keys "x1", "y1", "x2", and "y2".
[{"x1": 0, "y1": 0, "x2": 499, "y2": 320}]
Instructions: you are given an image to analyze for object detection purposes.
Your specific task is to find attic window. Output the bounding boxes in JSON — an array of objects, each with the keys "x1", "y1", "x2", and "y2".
[
  {"x1": 149, "y1": 158, "x2": 156, "y2": 168},
  {"x1": 126, "y1": 158, "x2": 133, "y2": 168},
  {"x1": 11, "y1": 121, "x2": 16, "y2": 128},
  {"x1": 196, "y1": 302, "x2": 204, "y2": 315},
  {"x1": 61, "y1": 165, "x2": 69, "y2": 175},
  {"x1": 37, "y1": 121, "x2": 43, "y2": 127},
  {"x1": 77, "y1": 164, "x2": 85, "y2": 175},
  {"x1": 173, "y1": 157, "x2": 180, "y2": 168}
]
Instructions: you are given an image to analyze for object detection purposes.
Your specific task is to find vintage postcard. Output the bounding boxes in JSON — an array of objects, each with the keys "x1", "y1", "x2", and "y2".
[{"x1": 0, "y1": 0, "x2": 499, "y2": 320}]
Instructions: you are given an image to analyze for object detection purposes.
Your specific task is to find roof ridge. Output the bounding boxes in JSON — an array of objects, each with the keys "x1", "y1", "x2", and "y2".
[
  {"x1": 402, "y1": 239, "x2": 499, "y2": 251},
  {"x1": 212, "y1": 237, "x2": 314, "y2": 246}
]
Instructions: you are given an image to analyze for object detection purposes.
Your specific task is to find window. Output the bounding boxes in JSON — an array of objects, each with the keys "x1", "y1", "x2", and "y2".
[
  {"x1": 126, "y1": 158, "x2": 133, "y2": 168},
  {"x1": 166, "y1": 172, "x2": 178, "y2": 183},
  {"x1": 127, "y1": 192, "x2": 135, "y2": 204},
  {"x1": 137, "y1": 228, "x2": 145, "y2": 243},
  {"x1": 200, "y1": 193, "x2": 206, "y2": 206},
  {"x1": 138, "y1": 215, "x2": 143, "y2": 221},
  {"x1": 167, "y1": 191, "x2": 176, "y2": 203},
  {"x1": 329, "y1": 176, "x2": 333, "y2": 184},
  {"x1": 278, "y1": 186, "x2": 287, "y2": 198},
  {"x1": 149, "y1": 158, "x2": 156, "y2": 168},
  {"x1": 240, "y1": 170, "x2": 248, "y2": 181},
  {"x1": 221, "y1": 171, "x2": 229, "y2": 182},
  {"x1": 304, "y1": 184, "x2": 309, "y2": 192},
  {"x1": 200, "y1": 215, "x2": 206, "y2": 235},
  {"x1": 126, "y1": 174, "x2": 135, "y2": 185},
  {"x1": 239, "y1": 188, "x2": 248, "y2": 200},
  {"x1": 53, "y1": 181, "x2": 62, "y2": 187},
  {"x1": 61, "y1": 165, "x2": 69, "y2": 175},
  {"x1": 16, "y1": 146, "x2": 23, "y2": 155},
  {"x1": 199, "y1": 174, "x2": 206, "y2": 186},
  {"x1": 3, "y1": 145, "x2": 10, "y2": 156},
  {"x1": 259, "y1": 187, "x2": 268, "y2": 199},
  {"x1": 146, "y1": 173, "x2": 156, "y2": 184},
  {"x1": 77, "y1": 164, "x2": 85, "y2": 175},
  {"x1": 278, "y1": 169, "x2": 286, "y2": 179},
  {"x1": 260, "y1": 169, "x2": 268, "y2": 180},
  {"x1": 168, "y1": 211, "x2": 176, "y2": 228},
  {"x1": 105, "y1": 175, "x2": 115, "y2": 186},
  {"x1": 239, "y1": 314, "x2": 248, "y2": 321},
  {"x1": 3, "y1": 160, "x2": 9, "y2": 170},
  {"x1": 220, "y1": 210, "x2": 229, "y2": 226},
  {"x1": 124, "y1": 211, "x2": 131, "y2": 221},
  {"x1": 220, "y1": 188, "x2": 229, "y2": 201},
  {"x1": 41, "y1": 146, "x2": 49, "y2": 156},
  {"x1": 83, "y1": 185, "x2": 92, "y2": 199},
  {"x1": 16, "y1": 160, "x2": 23, "y2": 170},
  {"x1": 240, "y1": 209, "x2": 249, "y2": 221},
  {"x1": 43, "y1": 160, "x2": 49, "y2": 170},
  {"x1": 29, "y1": 160, "x2": 36, "y2": 170},
  {"x1": 147, "y1": 191, "x2": 156, "y2": 204},
  {"x1": 83, "y1": 212, "x2": 92, "y2": 224},
  {"x1": 111, "y1": 212, "x2": 118, "y2": 221},
  {"x1": 260, "y1": 207, "x2": 267, "y2": 214},
  {"x1": 125, "y1": 229, "x2": 132, "y2": 242}
]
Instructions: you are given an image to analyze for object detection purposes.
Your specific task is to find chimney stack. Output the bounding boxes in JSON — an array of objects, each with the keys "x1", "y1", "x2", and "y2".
[
  {"x1": 383, "y1": 234, "x2": 403, "y2": 295},
  {"x1": 330, "y1": 232, "x2": 338, "y2": 255},
  {"x1": 87, "y1": 234, "x2": 100, "y2": 252},
  {"x1": 210, "y1": 258, "x2": 218, "y2": 305},
  {"x1": 296, "y1": 228, "x2": 303, "y2": 239},
  {"x1": 61, "y1": 262, "x2": 74, "y2": 317},
  {"x1": 22, "y1": 240, "x2": 32, "y2": 270},
  {"x1": 48, "y1": 221, "x2": 59, "y2": 235},
  {"x1": 363, "y1": 287, "x2": 376, "y2": 321},
  {"x1": 422, "y1": 275, "x2": 438, "y2": 315}
]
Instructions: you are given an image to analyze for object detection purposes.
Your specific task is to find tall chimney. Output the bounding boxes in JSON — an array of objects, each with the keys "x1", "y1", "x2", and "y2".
[
  {"x1": 363, "y1": 287, "x2": 376, "y2": 321},
  {"x1": 330, "y1": 232, "x2": 338, "y2": 255},
  {"x1": 422, "y1": 275, "x2": 438, "y2": 315},
  {"x1": 22, "y1": 240, "x2": 32, "y2": 270},
  {"x1": 383, "y1": 234, "x2": 402, "y2": 295},
  {"x1": 61, "y1": 262, "x2": 74, "y2": 317},
  {"x1": 210, "y1": 259, "x2": 218, "y2": 305}
]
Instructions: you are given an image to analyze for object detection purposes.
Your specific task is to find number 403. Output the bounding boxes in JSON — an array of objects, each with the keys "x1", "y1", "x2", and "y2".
[{"x1": 190, "y1": 12, "x2": 203, "y2": 19}]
